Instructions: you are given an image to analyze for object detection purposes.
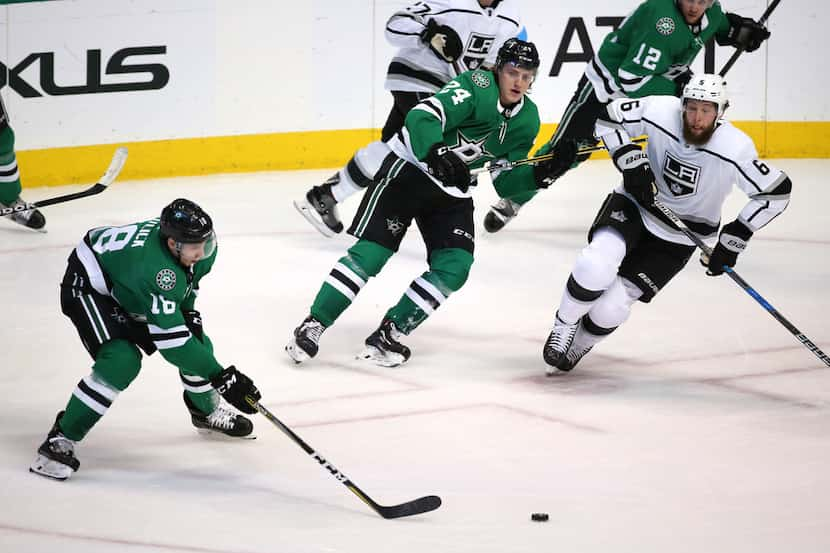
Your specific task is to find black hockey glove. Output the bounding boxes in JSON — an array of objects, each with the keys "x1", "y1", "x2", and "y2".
[
  {"x1": 210, "y1": 366, "x2": 261, "y2": 414},
  {"x1": 613, "y1": 144, "x2": 656, "y2": 207},
  {"x1": 183, "y1": 310, "x2": 204, "y2": 342},
  {"x1": 673, "y1": 68, "x2": 694, "y2": 98},
  {"x1": 703, "y1": 219, "x2": 753, "y2": 276},
  {"x1": 420, "y1": 18, "x2": 463, "y2": 63},
  {"x1": 533, "y1": 139, "x2": 578, "y2": 189},
  {"x1": 719, "y1": 13, "x2": 770, "y2": 53},
  {"x1": 425, "y1": 144, "x2": 471, "y2": 192}
]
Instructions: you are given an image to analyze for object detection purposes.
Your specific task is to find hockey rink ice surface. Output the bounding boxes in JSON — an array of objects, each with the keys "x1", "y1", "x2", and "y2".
[{"x1": 1, "y1": 159, "x2": 828, "y2": 553}]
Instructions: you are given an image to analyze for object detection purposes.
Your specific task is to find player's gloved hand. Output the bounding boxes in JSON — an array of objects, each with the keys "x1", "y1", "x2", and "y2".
[
  {"x1": 210, "y1": 366, "x2": 261, "y2": 414},
  {"x1": 420, "y1": 18, "x2": 463, "y2": 63},
  {"x1": 425, "y1": 144, "x2": 471, "y2": 192},
  {"x1": 673, "y1": 68, "x2": 694, "y2": 97},
  {"x1": 183, "y1": 309, "x2": 204, "y2": 342},
  {"x1": 720, "y1": 13, "x2": 770, "y2": 52},
  {"x1": 702, "y1": 219, "x2": 753, "y2": 276},
  {"x1": 613, "y1": 144, "x2": 656, "y2": 206},
  {"x1": 533, "y1": 139, "x2": 578, "y2": 189}
]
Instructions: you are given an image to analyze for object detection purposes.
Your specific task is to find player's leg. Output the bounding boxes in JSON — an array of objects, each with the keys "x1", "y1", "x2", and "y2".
[
  {"x1": 360, "y1": 195, "x2": 475, "y2": 367},
  {"x1": 296, "y1": 91, "x2": 430, "y2": 237},
  {"x1": 31, "y1": 253, "x2": 144, "y2": 480},
  {"x1": 0, "y1": 121, "x2": 46, "y2": 231},
  {"x1": 484, "y1": 76, "x2": 603, "y2": 233},
  {"x1": 558, "y1": 232, "x2": 696, "y2": 372},
  {"x1": 543, "y1": 193, "x2": 643, "y2": 372},
  {"x1": 286, "y1": 156, "x2": 418, "y2": 363}
]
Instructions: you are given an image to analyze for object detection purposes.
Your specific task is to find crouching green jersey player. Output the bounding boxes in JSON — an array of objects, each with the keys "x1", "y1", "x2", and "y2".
[{"x1": 30, "y1": 199, "x2": 261, "y2": 480}]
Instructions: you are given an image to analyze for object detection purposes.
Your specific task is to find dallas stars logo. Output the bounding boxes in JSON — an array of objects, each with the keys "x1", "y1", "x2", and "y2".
[
  {"x1": 386, "y1": 217, "x2": 405, "y2": 236},
  {"x1": 447, "y1": 129, "x2": 494, "y2": 164},
  {"x1": 656, "y1": 17, "x2": 675, "y2": 36},
  {"x1": 156, "y1": 268, "x2": 177, "y2": 291}
]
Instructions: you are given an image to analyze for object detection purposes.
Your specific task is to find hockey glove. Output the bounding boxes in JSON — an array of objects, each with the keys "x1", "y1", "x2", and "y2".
[
  {"x1": 420, "y1": 19, "x2": 463, "y2": 63},
  {"x1": 719, "y1": 13, "x2": 770, "y2": 53},
  {"x1": 533, "y1": 139, "x2": 578, "y2": 189},
  {"x1": 425, "y1": 144, "x2": 471, "y2": 192},
  {"x1": 210, "y1": 366, "x2": 261, "y2": 414},
  {"x1": 183, "y1": 310, "x2": 204, "y2": 342},
  {"x1": 673, "y1": 68, "x2": 694, "y2": 98},
  {"x1": 613, "y1": 144, "x2": 656, "y2": 206},
  {"x1": 703, "y1": 219, "x2": 753, "y2": 276}
]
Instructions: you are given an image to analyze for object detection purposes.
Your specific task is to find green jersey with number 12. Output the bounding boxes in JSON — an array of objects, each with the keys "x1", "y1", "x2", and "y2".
[
  {"x1": 586, "y1": 0, "x2": 731, "y2": 102},
  {"x1": 75, "y1": 217, "x2": 223, "y2": 379}
]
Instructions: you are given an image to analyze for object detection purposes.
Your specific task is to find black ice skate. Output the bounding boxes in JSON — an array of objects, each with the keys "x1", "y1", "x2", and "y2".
[
  {"x1": 1, "y1": 197, "x2": 46, "y2": 231},
  {"x1": 29, "y1": 411, "x2": 80, "y2": 481},
  {"x1": 286, "y1": 315, "x2": 327, "y2": 363},
  {"x1": 543, "y1": 312, "x2": 579, "y2": 375},
  {"x1": 184, "y1": 393, "x2": 254, "y2": 439},
  {"x1": 293, "y1": 175, "x2": 344, "y2": 237},
  {"x1": 483, "y1": 197, "x2": 521, "y2": 233},
  {"x1": 359, "y1": 319, "x2": 411, "y2": 367}
]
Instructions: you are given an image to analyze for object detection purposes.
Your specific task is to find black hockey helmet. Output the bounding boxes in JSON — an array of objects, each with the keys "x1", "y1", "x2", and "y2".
[
  {"x1": 495, "y1": 38, "x2": 540, "y2": 72},
  {"x1": 160, "y1": 198, "x2": 216, "y2": 251}
]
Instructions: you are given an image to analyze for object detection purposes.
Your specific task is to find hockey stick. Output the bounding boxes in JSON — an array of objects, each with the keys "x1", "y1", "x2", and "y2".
[
  {"x1": 1, "y1": 147, "x2": 128, "y2": 218},
  {"x1": 652, "y1": 199, "x2": 830, "y2": 368},
  {"x1": 470, "y1": 137, "x2": 647, "y2": 177},
  {"x1": 249, "y1": 399, "x2": 442, "y2": 519},
  {"x1": 718, "y1": 0, "x2": 782, "y2": 77}
]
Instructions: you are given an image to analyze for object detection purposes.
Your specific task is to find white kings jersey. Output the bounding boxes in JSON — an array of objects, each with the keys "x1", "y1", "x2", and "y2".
[
  {"x1": 595, "y1": 95, "x2": 791, "y2": 247},
  {"x1": 385, "y1": 0, "x2": 525, "y2": 93}
]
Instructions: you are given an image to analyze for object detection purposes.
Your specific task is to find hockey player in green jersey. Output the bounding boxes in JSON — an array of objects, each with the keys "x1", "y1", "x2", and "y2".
[
  {"x1": 0, "y1": 91, "x2": 46, "y2": 231},
  {"x1": 286, "y1": 38, "x2": 577, "y2": 367},
  {"x1": 30, "y1": 199, "x2": 262, "y2": 481},
  {"x1": 483, "y1": 0, "x2": 771, "y2": 232}
]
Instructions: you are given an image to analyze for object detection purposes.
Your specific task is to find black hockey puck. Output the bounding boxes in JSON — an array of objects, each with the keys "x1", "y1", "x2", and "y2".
[{"x1": 531, "y1": 512, "x2": 549, "y2": 522}]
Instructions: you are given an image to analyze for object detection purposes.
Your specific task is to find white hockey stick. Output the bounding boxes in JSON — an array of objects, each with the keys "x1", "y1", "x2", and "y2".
[{"x1": 1, "y1": 147, "x2": 128, "y2": 218}]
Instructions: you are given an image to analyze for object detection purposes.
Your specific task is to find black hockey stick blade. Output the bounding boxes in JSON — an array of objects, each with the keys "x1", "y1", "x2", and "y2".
[
  {"x1": 1, "y1": 147, "x2": 128, "y2": 217},
  {"x1": 251, "y1": 400, "x2": 442, "y2": 519}
]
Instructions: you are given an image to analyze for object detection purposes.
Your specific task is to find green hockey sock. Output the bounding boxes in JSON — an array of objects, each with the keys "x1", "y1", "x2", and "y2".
[
  {"x1": 386, "y1": 248, "x2": 472, "y2": 334},
  {"x1": 310, "y1": 240, "x2": 393, "y2": 326}
]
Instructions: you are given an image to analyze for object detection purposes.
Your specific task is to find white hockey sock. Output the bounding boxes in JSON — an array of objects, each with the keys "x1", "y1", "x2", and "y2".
[
  {"x1": 330, "y1": 140, "x2": 391, "y2": 202},
  {"x1": 557, "y1": 228, "x2": 626, "y2": 324}
]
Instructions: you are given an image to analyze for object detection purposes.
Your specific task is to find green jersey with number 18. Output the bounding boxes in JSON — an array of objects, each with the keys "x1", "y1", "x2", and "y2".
[
  {"x1": 74, "y1": 217, "x2": 224, "y2": 379},
  {"x1": 387, "y1": 68, "x2": 541, "y2": 199},
  {"x1": 586, "y1": 0, "x2": 731, "y2": 101}
]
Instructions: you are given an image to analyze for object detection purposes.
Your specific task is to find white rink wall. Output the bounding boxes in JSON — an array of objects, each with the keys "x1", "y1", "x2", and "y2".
[{"x1": 1, "y1": 0, "x2": 826, "y2": 150}]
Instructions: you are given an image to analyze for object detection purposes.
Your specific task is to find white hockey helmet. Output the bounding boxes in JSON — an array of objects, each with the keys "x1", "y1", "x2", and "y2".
[{"x1": 682, "y1": 73, "x2": 729, "y2": 117}]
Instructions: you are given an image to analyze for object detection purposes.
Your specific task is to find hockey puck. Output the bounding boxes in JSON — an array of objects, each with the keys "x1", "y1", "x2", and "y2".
[{"x1": 531, "y1": 512, "x2": 549, "y2": 522}]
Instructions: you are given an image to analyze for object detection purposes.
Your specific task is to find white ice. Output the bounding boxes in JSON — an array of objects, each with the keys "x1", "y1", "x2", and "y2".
[{"x1": 1, "y1": 159, "x2": 828, "y2": 553}]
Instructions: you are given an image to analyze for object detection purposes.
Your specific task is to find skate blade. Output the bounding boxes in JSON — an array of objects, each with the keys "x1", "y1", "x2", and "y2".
[
  {"x1": 293, "y1": 198, "x2": 336, "y2": 238},
  {"x1": 195, "y1": 428, "x2": 257, "y2": 440},
  {"x1": 29, "y1": 455, "x2": 74, "y2": 480},
  {"x1": 357, "y1": 346, "x2": 407, "y2": 368},
  {"x1": 285, "y1": 339, "x2": 312, "y2": 364}
]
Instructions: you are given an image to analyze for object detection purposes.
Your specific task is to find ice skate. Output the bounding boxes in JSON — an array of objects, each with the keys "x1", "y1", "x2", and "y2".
[
  {"x1": 293, "y1": 175, "x2": 343, "y2": 237},
  {"x1": 1, "y1": 197, "x2": 46, "y2": 231},
  {"x1": 286, "y1": 315, "x2": 326, "y2": 363},
  {"x1": 483, "y1": 197, "x2": 521, "y2": 233},
  {"x1": 29, "y1": 411, "x2": 79, "y2": 480},
  {"x1": 359, "y1": 319, "x2": 411, "y2": 367},
  {"x1": 185, "y1": 393, "x2": 255, "y2": 439},
  {"x1": 543, "y1": 312, "x2": 579, "y2": 375}
]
